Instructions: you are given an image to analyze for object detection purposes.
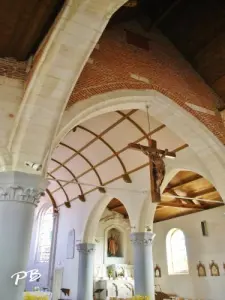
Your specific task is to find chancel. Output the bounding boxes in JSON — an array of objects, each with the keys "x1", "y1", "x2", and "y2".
[{"x1": 0, "y1": 0, "x2": 225, "y2": 300}]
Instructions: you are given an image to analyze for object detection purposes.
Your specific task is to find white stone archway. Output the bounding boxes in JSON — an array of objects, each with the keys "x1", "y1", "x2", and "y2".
[
  {"x1": 54, "y1": 90, "x2": 225, "y2": 202},
  {"x1": 83, "y1": 194, "x2": 134, "y2": 243}
]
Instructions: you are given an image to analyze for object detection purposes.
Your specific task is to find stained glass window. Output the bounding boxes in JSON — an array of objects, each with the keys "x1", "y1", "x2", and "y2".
[
  {"x1": 166, "y1": 228, "x2": 189, "y2": 275},
  {"x1": 36, "y1": 206, "x2": 53, "y2": 263}
]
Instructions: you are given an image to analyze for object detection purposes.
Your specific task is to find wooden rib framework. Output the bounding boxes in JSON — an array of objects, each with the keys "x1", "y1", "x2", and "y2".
[{"x1": 47, "y1": 109, "x2": 222, "y2": 220}]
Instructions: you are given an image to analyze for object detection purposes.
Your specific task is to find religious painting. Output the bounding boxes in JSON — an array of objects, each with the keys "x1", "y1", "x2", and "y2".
[
  {"x1": 209, "y1": 260, "x2": 220, "y2": 276},
  {"x1": 107, "y1": 228, "x2": 122, "y2": 257},
  {"x1": 66, "y1": 229, "x2": 75, "y2": 259},
  {"x1": 197, "y1": 261, "x2": 206, "y2": 277},
  {"x1": 154, "y1": 265, "x2": 161, "y2": 278}
]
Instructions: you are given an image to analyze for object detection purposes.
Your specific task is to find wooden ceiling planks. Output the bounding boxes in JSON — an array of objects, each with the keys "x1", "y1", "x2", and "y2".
[
  {"x1": 49, "y1": 110, "x2": 221, "y2": 221},
  {"x1": 0, "y1": 0, "x2": 65, "y2": 60},
  {"x1": 158, "y1": 0, "x2": 225, "y2": 110},
  {"x1": 107, "y1": 170, "x2": 223, "y2": 222}
]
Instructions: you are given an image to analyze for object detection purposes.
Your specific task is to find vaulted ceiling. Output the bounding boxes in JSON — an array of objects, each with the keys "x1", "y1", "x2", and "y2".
[
  {"x1": 47, "y1": 109, "x2": 223, "y2": 222},
  {"x1": 1, "y1": 0, "x2": 224, "y2": 110},
  {"x1": 111, "y1": 0, "x2": 225, "y2": 110},
  {"x1": 0, "y1": 0, "x2": 65, "y2": 60}
]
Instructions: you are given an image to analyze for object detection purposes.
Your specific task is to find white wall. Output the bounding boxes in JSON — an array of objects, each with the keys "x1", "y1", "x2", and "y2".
[
  {"x1": 53, "y1": 190, "x2": 104, "y2": 300},
  {"x1": 153, "y1": 206, "x2": 225, "y2": 300}
]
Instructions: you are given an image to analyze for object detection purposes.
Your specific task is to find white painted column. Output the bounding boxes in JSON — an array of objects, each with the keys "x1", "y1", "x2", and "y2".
[
  {"x1": 76, "y1": 243, "x2": 96, "y2": 300},
  {"x1": 48, "y1": 210, "x2": 59, "y2": 291},
  {"x1": 0, "y1": 171, "x2": 47, "y2": 300},
  {"x1": 130, "y1": 232, "x2": 156, "y2": 299}
]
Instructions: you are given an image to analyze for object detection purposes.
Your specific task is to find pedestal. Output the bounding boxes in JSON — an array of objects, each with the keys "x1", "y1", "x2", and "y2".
[
  {"x1": 130, "y1": 232, "x2": 156, "y2": 300},
  {"x1": 77, "y1": 243, "x2": 95, "y2": 300},
  {"x1": 0, "y1": 171, "x2": 46, "y2": 300}
]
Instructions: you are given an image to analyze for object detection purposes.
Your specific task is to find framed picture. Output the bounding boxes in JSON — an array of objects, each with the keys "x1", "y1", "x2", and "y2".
[
  {"x1": 197, "y1": 261, "x2": 206, "y2": 277},
  {"x1": 209, "y1": 260, "x2": 220, "y2": 276},
  {"x1": 154, "y1": 265, "x2": 161, "y2": 278},
  {"x1": 66, "y1": 229, "x2": 75, "y2": 259}
]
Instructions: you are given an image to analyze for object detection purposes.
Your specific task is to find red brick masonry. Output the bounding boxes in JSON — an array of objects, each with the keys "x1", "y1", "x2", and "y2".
[
  {"x1": 69, "y1": 26, "x2": 225, "y2": 144},
  {"x1": 0, "y1": 58, "x2": 27, "y2": 81}
]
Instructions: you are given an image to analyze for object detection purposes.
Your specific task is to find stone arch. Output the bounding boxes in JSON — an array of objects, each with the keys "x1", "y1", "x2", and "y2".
[
  {"x1": 56, "y1": 90, "x2": 225, "y2": 201},
  {"x1": 8, "y1": 0, "x2": 128, "y2": 172},
  {"x1": 83, "y1": 194, "x2": 132, "y2": 243}
]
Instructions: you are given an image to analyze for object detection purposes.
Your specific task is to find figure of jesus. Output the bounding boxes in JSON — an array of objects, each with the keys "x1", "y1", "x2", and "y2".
[{"x1": 108, "y1": 234, "x2": 119, "y2": 256}]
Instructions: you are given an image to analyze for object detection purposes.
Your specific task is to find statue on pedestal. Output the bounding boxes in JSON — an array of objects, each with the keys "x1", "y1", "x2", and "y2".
[{"x1": 108, "y1": 228, "x2": 120, "y2": 257}]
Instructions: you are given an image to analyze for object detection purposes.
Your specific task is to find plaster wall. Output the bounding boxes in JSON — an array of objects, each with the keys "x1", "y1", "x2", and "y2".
[
  {"x1": 153, "y1": 206, "x2": 225, "y2": 300},
  {"x1": 53, "y1": 190, "x2": 107, "y2": 299}
]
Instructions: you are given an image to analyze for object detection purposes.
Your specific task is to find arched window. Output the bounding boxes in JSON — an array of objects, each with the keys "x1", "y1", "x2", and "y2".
[
  {"x1": 166, "y1": 228, "x2": 189, "y2": 275},
  {"x1": 36, "y1": 206, "x2": 54, "y2": 263}
]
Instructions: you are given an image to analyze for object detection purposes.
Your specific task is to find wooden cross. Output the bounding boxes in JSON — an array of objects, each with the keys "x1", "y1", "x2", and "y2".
[{"x1": 128, "y1": 139, "x2": 176, "y2": 203}]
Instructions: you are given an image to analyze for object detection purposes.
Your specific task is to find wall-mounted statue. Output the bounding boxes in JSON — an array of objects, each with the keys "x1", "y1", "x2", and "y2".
[{"x1": 108, "y1": 228, "x2": 122, "y2": 257}]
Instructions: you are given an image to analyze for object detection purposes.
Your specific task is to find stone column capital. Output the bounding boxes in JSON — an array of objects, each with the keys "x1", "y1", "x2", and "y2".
[
  {"x1": 0, "y1": 171, "x2": 47, "y2": 206},
  {"x1": 77, "y1": 243, "x2": 95, "y2": 254},
  {"x1": 130, "y1": 232, "x2": 156, "y2": 246}
]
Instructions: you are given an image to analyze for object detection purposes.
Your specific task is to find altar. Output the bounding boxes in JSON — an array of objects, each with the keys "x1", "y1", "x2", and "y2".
[
  {"x1": 23, "y1": 292, "x2": 52, "y2": 300},
  {"x1": 94, "y1": 264, "x2": 134, "y2": 300},
  {"x1": 95, "y1": 278, "x2": 134, "y2": 300}
]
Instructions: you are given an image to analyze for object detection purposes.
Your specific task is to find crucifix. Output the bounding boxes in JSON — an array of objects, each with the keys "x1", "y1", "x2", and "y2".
[{"x1": 128, "y1": 138, "x2": 176, "y2": 203}]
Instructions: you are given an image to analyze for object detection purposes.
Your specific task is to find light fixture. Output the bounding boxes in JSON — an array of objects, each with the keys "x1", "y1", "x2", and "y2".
[{"x1": 25, "y1": 161, "x2": 42, "y2": 171}]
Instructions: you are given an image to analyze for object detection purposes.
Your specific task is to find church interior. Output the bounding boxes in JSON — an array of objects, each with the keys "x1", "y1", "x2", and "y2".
[{"x1": 0, "y1": 0, "x2": 225, "y2": 300}]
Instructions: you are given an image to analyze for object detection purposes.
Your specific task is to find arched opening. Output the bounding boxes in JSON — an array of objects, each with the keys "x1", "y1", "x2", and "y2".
[
  {"x1": 166, "y1": 228, "x2": 189, "y2": 275},
  {"x1": 94, "y1": 198, "x2": 134, "y2": 299},
  {"x1": 26, "y1": 204, "x2": 54, "y2": 292},
  {"x1": 49, "y1": 105, "x2": 224, "y2": 299},
  {"x1": 49, "y1": 95, "x2": 225, "y2": 300},
  {"x1": 36, "y1": 206, "x2": 54, "y2": 263}
]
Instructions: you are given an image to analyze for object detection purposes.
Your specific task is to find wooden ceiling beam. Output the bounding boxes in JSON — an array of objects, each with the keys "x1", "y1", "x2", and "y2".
[
  {"x1": 51, "y1": 109, "x2": 137, "y2": 174},
  {"x1": 154, "y1": 209, "x2": 199, "y2": 223},
  {"x1": 53, "y1": 142, "x2": 188, "y2": 196},
  {"x1": 163, "y1": 174, "x2": 202, "y2": 193},
  {"x1": 117, "y1": 111, "x2": 148, "y2": 138},
  {"x1": 51, "y1": 158, "x2": 86, "y2": 202},
  {"x1": 149, "y1": 0, "x2": 183, "y2": 30},
  {"x1": 46, "y1": 189, "x2": 58, "y2": 213},
  {"x1": 110, "y1": 204, "x2": 124, "y2": 211},
  {"x1": 190, "y1": 186, "x2": 216, "y2": 198},
  {"x1": 77, "y1": 125, "x2": 132, "y2": 183},
  {"x1": 59, "y1": 142, "x2": 105, "y2": 188},
  {"x1": 56, "y1": 143, "x2": 189, "y2": 208},
  {"x1": 158, "y1": 201, "x2": 203, "y2": 210},
  {"x1": 48, "y1": 173, "x2": 70, "y2": 203},
  {"x1": 51, "y1": 123, "x2": 168, "y2": 194}
]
